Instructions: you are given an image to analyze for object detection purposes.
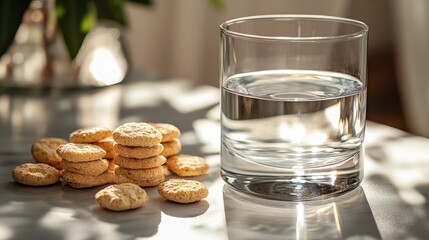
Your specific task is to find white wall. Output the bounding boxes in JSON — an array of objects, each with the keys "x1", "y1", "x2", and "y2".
[{"x1": 123, "y1": 0, "x2": 353, "y2": 86}]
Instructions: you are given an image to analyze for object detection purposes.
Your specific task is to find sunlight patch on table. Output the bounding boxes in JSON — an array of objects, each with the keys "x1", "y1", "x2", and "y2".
[
  {"x1": 167, "y1": 86, "x2": 219, "y2": 113},
  {"x1": 193, "y1": 119, "x2": 220, "y2": 153},
  {"x1": 180, "y1": 131, "x2": 200, "y2": 146},
  {"x1": 206, "y1": 104, "x2": 220, "y2": 121},
  {"x1": 77, "y1": 86, "x2": 121, "y2": 128}
]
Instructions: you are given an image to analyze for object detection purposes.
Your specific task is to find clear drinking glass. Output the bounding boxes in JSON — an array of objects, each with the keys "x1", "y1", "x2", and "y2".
[{"x1": 220, "y1": 15, "x2": 368, "y2": 200}]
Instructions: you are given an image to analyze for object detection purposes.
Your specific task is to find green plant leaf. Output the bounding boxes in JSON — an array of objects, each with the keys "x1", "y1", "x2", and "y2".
[
  {"x1": 93, "y1": 0, "x2": 127, "y2": 26},
  {"x1": 0, "y1": 0, "x2": 32, "y2": 57},
  {"x1": 127, "y1": 0, "x2": 153, "y2": 6},
  {"x1": 208, "y1": 0, "x2": 223, "y2": 9},
  {"x1": 56, "y1": 0, "x2": 94, "y2": 60}
]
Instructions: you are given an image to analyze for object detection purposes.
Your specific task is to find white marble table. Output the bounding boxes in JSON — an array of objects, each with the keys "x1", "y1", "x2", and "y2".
[{"x1": 1, "y1": 73, "x2": 428, "y2": 240}]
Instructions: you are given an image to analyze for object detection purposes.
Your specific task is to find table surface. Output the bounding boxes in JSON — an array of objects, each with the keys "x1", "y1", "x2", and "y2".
[{"x1": 1, "y1": 73, "x2": 429, "y2": 240}]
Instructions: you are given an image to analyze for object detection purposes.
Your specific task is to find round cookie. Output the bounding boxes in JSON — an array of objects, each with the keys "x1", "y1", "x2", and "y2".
[
  {"x1": 161, "y1": 139, "x2": 182, "y2": 157},
  {"x1": 158, "y1": 179, "x2": 208, "y2": 203},
  {"x1": 92, "y1": 137, "x2": 116, "y2": 159},
  {"x1": 67, "y1": 182, "x2": 101, "y2": 189},
  {"x1": 166, "y1": 154, "x2": 208, "y2": 177},
  {"x1": 31, "y1": 137, "x2": 68, "y2": 170},
  {"x1": 114, "y1": 144, "x2": 163, "y2": 159},
  {"x1": 95, "y1": 183, "x2": 149, "y2": 211},
  {"x1": 62, "y1": 170, "x2": 114, "y2": 188},
  {"x1": 61, "y1": 158, "x2": 109, "y2": 176},
  {"x1": 114, "y1": 155, "x2": 166, "y2": 170},
  {"x1": 115, "y1": 166, "x2": 164, "y2": 180},
  {"x1": 93, "y1": 137, "x2": 116, "y2": 160},
  {"x1": 107, "y1": 160, "x2": 118, "y2": 172},
  {"x1": 70, "y1": 127, "x2": 112, "y2": 144},
  {"x1": 113, "y1": 122, "x2": 162, "y2": 147},
  {"x1": 115, "y1": 174, "x2": 165, "y2": 187},
  {"x1": 149, "y1": 123, "x2": 181, "y2": 143},
  {"x1": 12, "y1": 163, "x2": 60, "y2": 186},
  {"x1": 103, "y1": 150, "x2": 116, "y2": 160},
  {"x1": 56, "y1": 143, "x2": 106, "y2": 162},
  {"x1": 93, "y1": 137, "x2": 115, "y2": 152}
]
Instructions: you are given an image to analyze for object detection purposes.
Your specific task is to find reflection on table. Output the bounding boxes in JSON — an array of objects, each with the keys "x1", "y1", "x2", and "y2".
[{"x1": 224, "y1": 185, "x2": 380, "y2": 240}]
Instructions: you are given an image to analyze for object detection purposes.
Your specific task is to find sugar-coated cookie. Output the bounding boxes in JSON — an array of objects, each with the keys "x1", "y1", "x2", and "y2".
[
  {"x1": 93, "y1": 137, "x2": 115, "y2": 159},
  {"x1": 61, "y1": 158, "x2": 109, "y2": 176},
  {"x1": 161, "y1": 139, "x2": 182, "y2": 157},
  {"x1": 115, "y1": 166, "x2": 164, "y2": 180},
  {"x1": 12, "y1": 163, "x2": 60, "y2": 186},
  {"x1": 149, "y1": 123, "x2": 181, "y2": 143},
  {"x1": 95, "y1": 183, "x2": 149, "y2": 211},
  {"x1": 158, "y1": 179, "x2": 208, "y2": 203},
  {"x1": 107, "y1": 159, "x2": 117, "y2": 172},
  {"x1": 113, "y1": 122, "x2": 162, "y2": 147},
  {"x1": 114, "y1": 144, "x2": 163, "y2": 159},
  {"x1": 62, "y1": 170, "x2": 114, "y2": 188},
  {"x1": 56, "y1": 143, "x2": 106, "y2": 162},
  {"x1": 31, "y1": 137, "x2": 68, "y2": 170},
  {"x1": 70, "y1": 127, "x2": 112, "y2": 144},
  {"x1": 115, "y1": 174, "x2": 165, "y2": 187},
  {"x1": 166, "y1": 154, "x2": 208, "y2": 177},
  {"x1": 93, "y1": 137, "x2": 115, "y2": 152},
  {"x1": 114, "y1": 155, "x2": 166, "y2": 170}
]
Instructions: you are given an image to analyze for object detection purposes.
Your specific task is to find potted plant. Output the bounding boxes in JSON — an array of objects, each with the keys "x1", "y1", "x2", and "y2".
[{"x1": 0, "y1": 0, "x2": 222, "y2": 87}]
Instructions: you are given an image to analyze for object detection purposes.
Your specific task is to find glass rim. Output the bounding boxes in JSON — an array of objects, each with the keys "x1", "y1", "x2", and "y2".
[{"x1": 220, "y1": 14, "x2": 369, "y2": 41}]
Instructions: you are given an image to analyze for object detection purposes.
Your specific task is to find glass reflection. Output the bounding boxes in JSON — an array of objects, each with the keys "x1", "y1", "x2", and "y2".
[{"x1": 223, "y1": 186, "x2": 380, "y2": 240}]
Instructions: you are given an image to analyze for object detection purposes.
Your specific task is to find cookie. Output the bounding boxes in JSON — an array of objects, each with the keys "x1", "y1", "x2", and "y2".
[
  {"x1": 115, "y1": 166, "x2": 164, "y2": 180},
  {"x1": 162, "y1": 165, "x2": 171, "y2": 176},
  {"x1": 149, "y1": 123, "x2": 181, "y2": 143},
  {"x1": 93, "y1": 137, "x2": 115, "y2": 152},
  {"x1": 114, "y1": 155, "x2": 166, "y2": 170},
  {"x1": 62, "y1": 170, "x2": 114, "y2": 188},
  {"x1": 166, "y1": 154, "x2": 208, "y2": 177},
  {"x1": 12, "y1": 163, "x2": 60, "y2": 186},
  {"x1": 107, "y1": 159, "x2": 117, "y2": 172},
  {"x1": 31, "y1": 137, "x2": 68, "y2": 170},
  {"x1": 95, "y1": 183, "x2": 149, "y2": 211},
  {"x1": 114, "y1": 144, "x2": 163, "y2": 159},
  {"x1": 104, "y1": 150, "x2": 116, "y2": 160},
  {"x1": 70, "y1": 127, "x2": 112, "y2": 144},
  {"x1": 56, "y1": 143, "x2": 106, "y2": 162},
  {"x1": 115, "y1": 174, "x2": 165, "y2": 187},
  {"x1": 61, "y1": 158, "x2": 109, "y2": 176},
  {"x1": 66, "y1": 182, "x2": 95, "y2": 188},
  {"x1": 94, "y1": 137, "x2": 116, "y2": 160},
  {"x1": 113, "y1": 122, "x2": 162, "y2": 147},
  {"x1": 161, "y1": 139, "x2": 182, "y2": 158},
  {"x1": 157, "y1": 179, "x2": 208, "y2": 203}
]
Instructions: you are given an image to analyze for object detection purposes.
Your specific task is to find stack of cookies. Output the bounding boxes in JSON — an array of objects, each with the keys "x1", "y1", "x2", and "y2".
[
  {"x1": 150, "y1": 123, "x2": 182, "y2": 159},
  {"x1": 57, "y1": 143, "x2": 114, "y2": 188},
  {"x1": 112, "y1": 122, "x2": 166, "y2": 187},
  {"x1": 70, "y1": 127, "x2": 116, "y2": 160},
  {"x1": 70, "y1": 127, "x2": 116, "y2": 171}
]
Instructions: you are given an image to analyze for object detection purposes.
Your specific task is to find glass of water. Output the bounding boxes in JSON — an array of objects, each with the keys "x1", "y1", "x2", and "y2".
[{"x1": 220, "y1": 15, "x2": 368, "y2": 200}]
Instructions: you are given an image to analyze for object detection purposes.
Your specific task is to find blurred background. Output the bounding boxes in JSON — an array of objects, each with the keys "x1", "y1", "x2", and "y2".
[
  {"x1": 122, "y1": 0, "x2": 428, "y2": 137},
  {"x1": 1, "y1": 0, "x2": 429, "y2": 137}
]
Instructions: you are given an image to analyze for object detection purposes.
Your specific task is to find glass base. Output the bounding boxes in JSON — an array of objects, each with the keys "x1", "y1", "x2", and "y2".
[{"x1": 221, "y1": 169, "x2": 362, "y2": 201}]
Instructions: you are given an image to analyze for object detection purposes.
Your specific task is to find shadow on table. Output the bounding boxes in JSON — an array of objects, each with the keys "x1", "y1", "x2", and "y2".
[
  {"x1": 223, "y1": 185, "x2": 381, "y2": 240},
  {"x1": 0, "y1": 180, "x2": 162, "y2": 240},
  {"x1": 159, "y1": 199, "x2": 209, "y2": 218},
  {"x1": 0, "y1": 181, "x2": 65, "y2": 240},
  {"x1": 89, "y1": 186, "x2": 162, "y2": 239},
  {"x1": 365, "y1": 174, "x2": 429, "y2": 240}
]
